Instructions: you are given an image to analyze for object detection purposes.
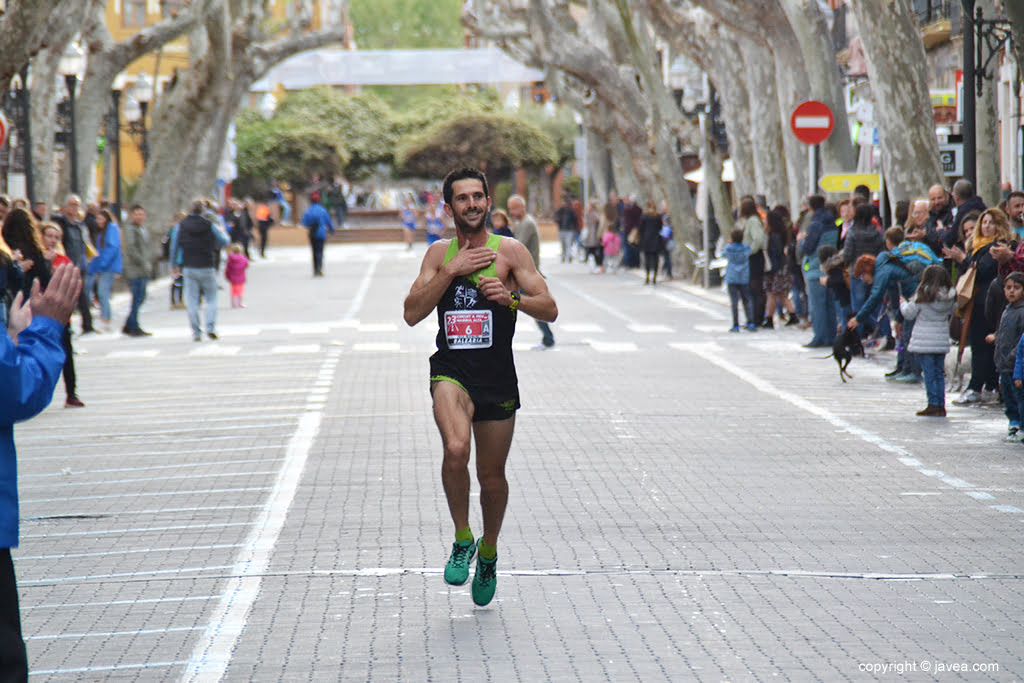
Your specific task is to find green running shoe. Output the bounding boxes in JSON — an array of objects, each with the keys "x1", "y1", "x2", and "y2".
[
  {"x1": 471, "y1": 551, "x2": 497, "y2": 606},
  {"x1": 444, "y1": 539, "x2": 476, "y2": 586}
]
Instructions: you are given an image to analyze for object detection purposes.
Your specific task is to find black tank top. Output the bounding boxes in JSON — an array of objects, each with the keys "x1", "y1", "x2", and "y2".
[{"x1": 429, "y1": 234, "x2": 518, "y2": 404}]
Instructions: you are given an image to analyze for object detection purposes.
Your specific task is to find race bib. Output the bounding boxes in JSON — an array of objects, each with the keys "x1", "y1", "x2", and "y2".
[{"x1": 445, "y1": 310, "x2": 493, "y2": 349}]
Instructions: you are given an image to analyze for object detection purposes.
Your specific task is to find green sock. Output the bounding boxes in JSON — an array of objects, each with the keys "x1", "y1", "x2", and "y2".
[
  {"x1": 455, "y1": 526, "x2": 474, "y2": 544},
  {"x1": 478, "y1": 539, "x2": 497, "y2": 559}
]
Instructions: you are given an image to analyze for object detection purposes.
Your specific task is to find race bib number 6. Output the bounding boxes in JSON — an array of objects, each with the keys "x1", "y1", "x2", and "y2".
[{"x1": 445, "y1": 310, "x2": 493, "y2": 349}]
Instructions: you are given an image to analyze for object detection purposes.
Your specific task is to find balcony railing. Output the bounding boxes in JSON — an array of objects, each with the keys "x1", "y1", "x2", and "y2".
[{"x1": 915, "y1": 0, "x2": 955, "y2": 25}]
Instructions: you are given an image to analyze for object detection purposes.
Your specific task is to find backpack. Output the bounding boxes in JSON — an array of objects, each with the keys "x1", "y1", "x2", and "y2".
[{"x1": 891, "y1": 240, "x2": 940, "y2": 275}]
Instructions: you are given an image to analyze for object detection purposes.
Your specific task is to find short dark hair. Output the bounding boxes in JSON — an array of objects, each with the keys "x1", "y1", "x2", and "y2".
[
  {"x1": 884, "y1": 227, "x2": 904, "y2": 245},
  {"x1": 1008, "y1": 190, "x2": 1024, "y2": 203},
  {"x1": 953, "y1": 178, "x2": 975, "y2": 201},
  {"x1": 739, "y1": 196, "x2": 758, "y2": 219},
  {"x1": 807, "y1": 195, "x2": 826, "y2": 211},
  {"x1": 1007, "y1": 272, "x2": 1024, "y2": 288},
  {"x1": 854, "y1": 203, "x2": 875, "y2": 227},
  {"x1": 129, "y1": 203, "x2": 144, "y2": 212},
  {"x1": 442, "y1": 168, "x2": 489, "y2": 205},
  {"x1": 853, "y1": 184, "x2": 871, "y2": 199},
  {"x1": 730, "y1": 228, "x2": 744, "y2": 243}
]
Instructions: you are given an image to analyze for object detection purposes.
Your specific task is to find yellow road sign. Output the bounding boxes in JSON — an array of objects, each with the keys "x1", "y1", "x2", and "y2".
[{"x1": 818, "y1": 173, "x2": 881, "y2": 192}]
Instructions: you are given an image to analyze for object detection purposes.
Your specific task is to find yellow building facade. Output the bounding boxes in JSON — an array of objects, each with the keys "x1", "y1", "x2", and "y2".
[{"x1": 106, "y1": 1, "x2": 344, "y2": 182}]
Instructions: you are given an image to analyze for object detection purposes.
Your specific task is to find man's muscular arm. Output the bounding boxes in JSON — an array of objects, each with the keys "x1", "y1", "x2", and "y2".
[
  {"x1": 477, "y1": 240, "x2": 558, "y2": 323},
  {"x1": 403, "y1": 241, "x2": 498, "y2": 326}
]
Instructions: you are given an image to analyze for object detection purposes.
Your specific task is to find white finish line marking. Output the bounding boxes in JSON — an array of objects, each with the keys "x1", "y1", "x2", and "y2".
[
  {"x1": 270, "y1": 344, "x2": 320, "y2": 355},
  {"x1": 670, "y1": 342, "x2": 1020, "y2": 518},
  {"x1": 105, "y1": 349, "x2": 161, "y2": 359},
  {"x1": 353, "y1": 342, "x2": 402, "y2": 352},
  {"x1": 182, "y1": 348, "x2": 342, "y2": 682}
]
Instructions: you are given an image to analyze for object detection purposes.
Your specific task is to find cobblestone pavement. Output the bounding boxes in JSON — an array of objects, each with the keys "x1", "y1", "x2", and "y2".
[{"x1": 13, "y1": 242, "x2": 1023, "y2": 682}]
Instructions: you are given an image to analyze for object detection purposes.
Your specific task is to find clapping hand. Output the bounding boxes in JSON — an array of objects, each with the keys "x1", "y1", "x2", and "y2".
[
  {"x1": 30, "y1": 263, "x2": 82, "y2": 325},
  {"x1": 7, "y1": 290, "x2": 32, "y2": 343}
]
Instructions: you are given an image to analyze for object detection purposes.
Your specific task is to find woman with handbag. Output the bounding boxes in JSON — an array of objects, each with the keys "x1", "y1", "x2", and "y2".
[{"x1": 944, "y1": 208, "x2": 1016, "y2": 405}]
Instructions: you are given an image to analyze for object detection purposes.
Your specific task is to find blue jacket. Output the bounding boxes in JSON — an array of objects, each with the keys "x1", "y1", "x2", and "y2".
[
  {"x1": 855, "y1": 251, "x2": 919, "y2": 326},
  {"x1": 723, "y1": 242, "x2": 751, "y2": 284},
  {"x1": 0, "y1": 316, "x2": 66, "y2": 548},
  {"x1": 88, "y1": 222, "x2": 123, "y2": 275},
  {"x1": 1014, "y1": 327, "x2": 1024, "y2": 383},
  {"x1": 301, "y1": 203, "x2": 335, "y2": 241},
  {"x1": 800, "y1": 208, "x2": 839, "y2": 278}
]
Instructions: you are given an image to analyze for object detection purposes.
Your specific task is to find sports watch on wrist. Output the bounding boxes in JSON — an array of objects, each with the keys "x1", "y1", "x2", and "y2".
[{"x1": 508, "y1": 291, "x2": 520, "y2": 311}]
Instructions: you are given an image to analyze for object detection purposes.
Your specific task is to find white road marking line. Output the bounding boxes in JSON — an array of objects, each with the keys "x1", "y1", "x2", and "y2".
[
  {"x1": 556, "y1": 279, "x2": 637, "y2": 324},
  {"x1": 343, "y1": 257, "x2": 379, "y2": 322},
  {"x1": 270, "y1": 344, "x2": 320, "y2": 354},
  {"x1": 188, "y1": 345, "x2": 241, "y2": 357},
  {"x1": 654, "y1": 290, "x2": 727, "y2": 320},
  {"x1": 23, "y1": 444, "x2": 282, "y2": 463},
  {"x1": 105, "y1": 349, "x2": 161, "y2": 359},
  {"x1": 23, "y1": 457, "x2": 283, "y2": 479},
  {"x1": 18, "y1": 543, "x2": 244, "y2": 561},
  {"x1": 27, "y1": 626, "x2": 203, "y2": 641},
  {"x1": 287, "y1": 324, "x2": 331, "y2": 334},
  {"x1": 627, "y1": 323, "x2": 675, "y2": 334},
  {"x1": 23, "y1": 422, "x2": 295, "y2": 442},
  {"x1": 357, "y1": 322, "x2": 398, "y2": 332},
  {"x1": 20, "y1": 469, "x2": 279, "y2": 491},
  {"x1": 585, "y1": 339, "x2": 639, "y2": 353},
  {"x1": 32, "y1": 661, "x2": 188, "y2": 676},
  {"x1": 23, "y1": 595, "x2": 220, "y2": 611},
  {"x1": 352, "y1": 342, "x2": 402, "y2": 352},
  {"x1": 21, "y1": 486, "x2": 272, "y2": 505},
  {"x1": 182, "y1": 349, "x2": 341, "y2": 682},
  {"x1": 22, "y1": 522, "x2": 253, "y2": 539},
  {"x1": 561, "y1": 323, "x2": 604, "y2": 333},
  {"x1": 21, "y1": 565, "x2": 236, "y2": 585},
  {"x1": 671, "y1": 342, "x2": 1021, "y2": 518}
]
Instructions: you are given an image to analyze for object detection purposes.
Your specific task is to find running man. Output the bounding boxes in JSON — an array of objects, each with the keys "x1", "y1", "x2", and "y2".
[{"x1": 403, "y1": 168, "x2": 558, "y2": 606}]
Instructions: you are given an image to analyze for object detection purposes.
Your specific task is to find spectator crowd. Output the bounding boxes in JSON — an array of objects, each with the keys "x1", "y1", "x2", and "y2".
[{"x1": 541, "y1": 180, "x2": 1024, "y2": 439}]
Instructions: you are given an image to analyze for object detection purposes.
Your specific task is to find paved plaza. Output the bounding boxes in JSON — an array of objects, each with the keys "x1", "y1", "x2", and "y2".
[{"x1": 12, "y1": 242, "x2": 1024, "y2": 681}]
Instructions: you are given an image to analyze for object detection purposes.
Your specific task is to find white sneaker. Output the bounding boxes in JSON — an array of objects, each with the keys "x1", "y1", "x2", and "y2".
[
  {"x1": 981, "y1": 389, "x2": 1000, "y2": 404},
  {"x1": 952, "y1": 390, "x2": 981, "y2": 406}
]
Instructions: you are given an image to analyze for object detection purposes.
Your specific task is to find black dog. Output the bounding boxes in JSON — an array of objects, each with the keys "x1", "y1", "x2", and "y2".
[{"x1": 815, "y1": 325, "x2": 864, "y2": 382}]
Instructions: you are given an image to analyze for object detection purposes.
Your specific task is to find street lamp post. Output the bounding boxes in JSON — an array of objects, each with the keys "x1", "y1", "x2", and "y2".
[
  {"x1": 960, "y1": 0, "x2": 1012, "y2": 190},
  {"x1": 109, "y1": 89, "x2": 123, "y2": 219},
  {"x1": 58, "y1": 43, "x2": 85, "y2": 195},
  {"x1": 8, "y1": 66, "x2": 33, "y2": 201},
  {"x1": 128, "y1": 72, "x2": 152, "y2": 163}
]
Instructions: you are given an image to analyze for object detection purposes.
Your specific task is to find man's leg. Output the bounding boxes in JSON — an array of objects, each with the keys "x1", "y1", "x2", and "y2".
[
  {"x1": 432, "y1": 382, "x2": 474, "y2": 531},
  {"x1": 125, "y1": 277, "x2": 143, "y2": 331},
  {"x1": 200, "y1": 268, "x2": 219, "y2": 335},
  {"x1": 536, "y1": 320, "x2": 555, "y2": 347},
  {"x1": 469, "y1": 416, "x2": 515, "y2": 606},
  {"x1": 183, "y1": 269, "x2": 202, "y2": 338},
  {"x1": 76, "y1": 267, "x2": 94, "y2": 332},
  {"x1": 472, "y1": 417, "x2": 515, "y2": 546},
  {"x1": 0, "y1": 549, "x2": 28, "y2": 681},
  {"x1": 431, "y1": 382, "x2": 477, "y2": 586}
]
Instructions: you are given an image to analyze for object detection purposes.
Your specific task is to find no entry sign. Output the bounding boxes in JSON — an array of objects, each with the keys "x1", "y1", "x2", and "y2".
[{"x1": 790, "y1": 100, "x2": 834, "y2": 145}]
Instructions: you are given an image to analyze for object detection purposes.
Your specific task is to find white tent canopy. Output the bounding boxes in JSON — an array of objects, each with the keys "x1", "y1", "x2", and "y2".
[{"x1": 252, "y1": 47, "x2": 545, "y2": 90}]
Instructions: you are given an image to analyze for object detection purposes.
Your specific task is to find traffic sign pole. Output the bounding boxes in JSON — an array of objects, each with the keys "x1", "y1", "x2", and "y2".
[{"x1": 808, "y1": 145, "x2": 816, "y2": 196}]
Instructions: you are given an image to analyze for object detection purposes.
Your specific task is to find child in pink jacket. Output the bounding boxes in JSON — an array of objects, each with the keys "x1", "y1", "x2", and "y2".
[{"x1": 224, "y1": 243, "x2": 249, "y2": 308}]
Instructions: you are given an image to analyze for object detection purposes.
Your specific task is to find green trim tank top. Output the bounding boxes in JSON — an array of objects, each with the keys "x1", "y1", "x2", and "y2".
[{"x1": 429, "y1": 234, "x2": 519, "y2": 406}]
